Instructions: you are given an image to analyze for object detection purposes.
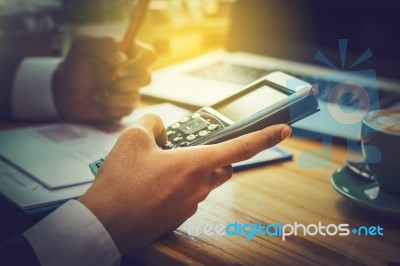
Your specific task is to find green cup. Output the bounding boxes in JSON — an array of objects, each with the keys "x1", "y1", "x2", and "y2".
[{"x1": 361, "y1": 109, "x2": 400, "y2": 195}]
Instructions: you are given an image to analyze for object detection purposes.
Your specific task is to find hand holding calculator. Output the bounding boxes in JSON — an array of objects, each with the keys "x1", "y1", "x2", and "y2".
[{"x1": 90, "y1": 71, "x2": 319, "y2": 175}]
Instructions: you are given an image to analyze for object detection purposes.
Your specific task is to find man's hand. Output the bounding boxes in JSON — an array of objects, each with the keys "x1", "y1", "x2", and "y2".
[
  {"x1": 78, "y1": 114, "x2": 292, "y2": 254},
  {"x1": 53, "y1": 36, "x2": 156, "y2": 123}
]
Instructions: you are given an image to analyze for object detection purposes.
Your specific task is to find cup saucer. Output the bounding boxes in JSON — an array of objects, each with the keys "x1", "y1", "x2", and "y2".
[{"x1": 331, "y1": 166, "x2": 400, "y2": 216}]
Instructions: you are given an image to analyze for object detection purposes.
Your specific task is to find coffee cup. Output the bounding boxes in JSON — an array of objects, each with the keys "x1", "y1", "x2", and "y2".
[{"x1": 361, "y1": 109, "x2": 400, "y2": 195}]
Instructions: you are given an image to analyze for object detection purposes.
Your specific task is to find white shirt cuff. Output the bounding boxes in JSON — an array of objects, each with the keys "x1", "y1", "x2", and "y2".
[
  {"x1": 24, "y1": 200, "x2": 121, "y2": 266},
  {"x1": 11, "y1": 57, "x2": 62, "y2": 121}
]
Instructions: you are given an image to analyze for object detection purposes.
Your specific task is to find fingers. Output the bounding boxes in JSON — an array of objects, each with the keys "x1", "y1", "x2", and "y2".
[
  {"x1": 70, "y1": 36, "x2": 155, "y2": 76},
  {"x1": 103, "y1": 107, "x2": 136, "y2": 121},
  {"x1": 114, "y1": 70, "x2": 152, "y2": 93},
  {"x1": 91, "y1": 84, "x2": 144, "y2": 122},
  {"x1": 116, "y1": 53, "x2": 155, "y2": 78},
  {"x1": 191, "y1": 165, "x2": 232, "y2": 203},
  {"x1": 132, "y1": 114, "x2": 167, "y2": 147},
  {"x1": 97, "y1": 91, "x2": 140, "y2": 109},
  {"x1": 208, "y1": 165, "x2": 233, "y2": 190},
  {"x1": 195, "y1": 124, "x2": 292, "y2": 169},
  {"x1": 108, "y1": 52, "x2": 129, "y2": 68},
  {"x1": 70, "y1": 36, "x2": 122, "y2": 65},
  {"x1": 114, "y1": 40, "x2": 156, "y2": 80},
  {"x1": 127, "y1": 40, "x2": 157, "y2": 63},
  {"x1": 89, "y1": 91, "x2": 140, "y2": 121}
]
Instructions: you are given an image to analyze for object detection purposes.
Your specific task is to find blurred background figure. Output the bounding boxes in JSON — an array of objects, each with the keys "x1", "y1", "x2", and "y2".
[
  {"x1": 0, "y1": 0, "x2": 233, "y2": 62},
  {"x1": 0, "y1": 0, "x2": 234, "y2": 122}
]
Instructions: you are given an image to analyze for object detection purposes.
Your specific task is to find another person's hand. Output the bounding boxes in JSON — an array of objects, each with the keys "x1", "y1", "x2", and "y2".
[
  {"x1": 78, "y1": 114, "x2": 292, "y2": 254},
  {"x1": 53, "y1": 36, "x2": 156, "y2": 123}
]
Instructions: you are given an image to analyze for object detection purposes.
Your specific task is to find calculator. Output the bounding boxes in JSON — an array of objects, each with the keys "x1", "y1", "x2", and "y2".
[{"x1": 90, "y1": 71, "x2": 319, "y2": 175}]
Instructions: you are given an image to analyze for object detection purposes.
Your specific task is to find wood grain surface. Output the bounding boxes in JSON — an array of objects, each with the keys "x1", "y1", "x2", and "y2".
[{"x1": 130, "y1": 136, "x2": 400, "y2": 265}]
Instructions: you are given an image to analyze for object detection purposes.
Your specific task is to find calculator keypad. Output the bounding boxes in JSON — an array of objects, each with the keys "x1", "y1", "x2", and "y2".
[{"x1": 163, "y1": 111, "x2": 227, "y2": 149}]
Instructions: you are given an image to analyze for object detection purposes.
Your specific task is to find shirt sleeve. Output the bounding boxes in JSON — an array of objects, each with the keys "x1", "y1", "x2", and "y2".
[
  {"x1": 11, "y1": 57, "x2": 62, "y2": 121},
  {"x1": 23, "y1": 200, "x2": 121, "y2": 266}
]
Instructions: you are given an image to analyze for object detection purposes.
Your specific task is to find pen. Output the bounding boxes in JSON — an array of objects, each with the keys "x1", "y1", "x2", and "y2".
[
  {"x1": 120, "y1": 0, "x2": 149, "y2": 53},
  {"x1": 109, "y1": 0, "x2": 150, "y2": 81}
]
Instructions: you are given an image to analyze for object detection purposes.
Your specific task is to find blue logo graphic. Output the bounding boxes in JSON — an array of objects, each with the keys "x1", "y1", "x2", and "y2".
[
  {"x1": 352, "y1": 225, "x2": 384, "y2": 236},
  {"x1": 292, "y1": 39, "x2": 381, "y2": 168},
  {"x1": 315, "y1": 39, "x2": 373, "y2": 70}
]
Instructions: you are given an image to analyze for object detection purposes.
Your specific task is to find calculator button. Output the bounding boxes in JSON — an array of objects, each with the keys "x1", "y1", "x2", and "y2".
[
  {"x1": 179, "y1": 142, "x2": 189, "y2": 147},
  {"x1": 199, "y1": 130, "x2": 209, "y2": 137},
  {"x1": 191, "y1": 113, "x2": 201, "y2": 119},
  {"x1": 173, "y1": 137, "x2": 183, "y2": 142},
  {"x1": 166, "y1": 130, "x2": 174, "y2": 136},
  {"x1": 180, "y1": 116, "x2": 190, "y2": 124},
  {"x1": 164, "y1": 141, "x2": 173, "y2": 149},
  {"x1": 207, "y1": 124, "x2": 219, "y2": 131},
  {"x1": 171, "y1": 123, "x2": 180, "y2": 129},
  {"x1": 186, "y1": 134, "x2": 196, "y2": 141}
]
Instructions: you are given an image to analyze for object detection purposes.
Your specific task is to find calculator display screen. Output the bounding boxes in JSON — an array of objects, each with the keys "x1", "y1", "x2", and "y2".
[
  {"x1": 179, "y1": 118, "x2": 208, "y2": 134},
  {"x1": 215, "y1": 85, "x2": 287, "y2": 122}
]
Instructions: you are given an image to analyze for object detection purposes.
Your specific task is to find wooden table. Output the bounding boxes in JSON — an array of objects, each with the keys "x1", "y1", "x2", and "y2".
[
  {"x1": 130, "y1": 135, "x2": 400, "y2": 265},
  {"x1": 2, "y1": 108, "x2": 398, "y2": 265}
]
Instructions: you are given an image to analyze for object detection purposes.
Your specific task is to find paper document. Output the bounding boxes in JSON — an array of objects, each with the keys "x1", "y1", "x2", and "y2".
[{"x1": 0, "y1": 103, "x2": 292, "y2": 215}]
